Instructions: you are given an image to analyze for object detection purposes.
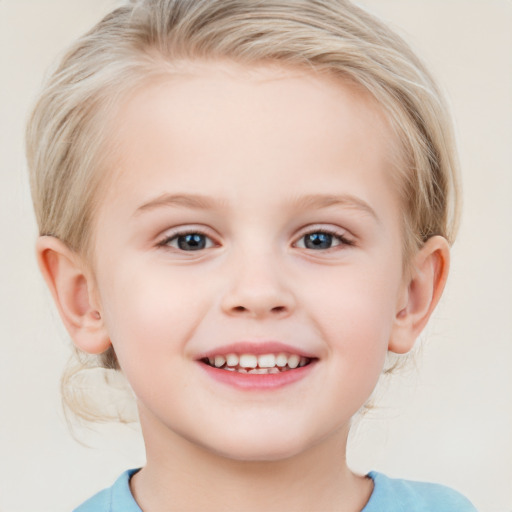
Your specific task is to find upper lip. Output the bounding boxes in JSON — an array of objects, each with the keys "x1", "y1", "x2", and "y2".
[{"x1": 195, "y1": 341, "x2": 318, "y2": 360}]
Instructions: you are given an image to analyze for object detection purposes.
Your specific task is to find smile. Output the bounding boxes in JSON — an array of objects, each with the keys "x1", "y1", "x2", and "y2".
[
  {"x1": 196, "y1": 341, "x2": 319, "y2": 390},
  {"x1": 201, "y1": 353, "x2": 312, "y2": 374}
]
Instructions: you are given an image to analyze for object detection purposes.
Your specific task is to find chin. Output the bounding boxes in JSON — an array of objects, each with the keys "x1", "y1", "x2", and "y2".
[{"x1": 199, "y1": 429, "x2": 313, "y2": 463}]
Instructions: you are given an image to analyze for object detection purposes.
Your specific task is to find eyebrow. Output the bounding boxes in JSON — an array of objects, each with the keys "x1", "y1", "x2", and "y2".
[
  {"x1": 134, "y1": 192, "x2": 379, "y2": 222},
  {"x1": 134, "y1": 193, "x2": 225, "y2": 215},
  {"x1": 290, "y1": 193, "x2": 379, "y2": 223}
]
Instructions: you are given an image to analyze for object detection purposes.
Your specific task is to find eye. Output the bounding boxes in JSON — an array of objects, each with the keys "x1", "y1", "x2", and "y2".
[
  {"x1": 295, "y1": 229, "x2": 353, "y2": 250},
  {"x1": 159, "y1": 231, "x2": 216, "y2": 251}
]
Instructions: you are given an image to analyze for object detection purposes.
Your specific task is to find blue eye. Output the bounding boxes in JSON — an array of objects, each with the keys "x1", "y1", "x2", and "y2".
[
  {"x1": 304, "y1": 232, "x2": 334, "y2": 249},
  {"x1": 296, "y1": 230, "x2": 352, "y2": 250},
  {"x1": 159, "y1": 228, "x2": 351, "y2": 252},
  {"x1": 162, "y1": 232, "x2": 215, "y2": 251}
]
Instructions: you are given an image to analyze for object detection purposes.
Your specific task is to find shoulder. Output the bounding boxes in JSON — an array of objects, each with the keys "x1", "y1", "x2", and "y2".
[
  {"x1": 363, "y1": 471, "x2": 479, "y2": 512},
  {"x1": 73, "y1": 469, "x2": 142, "y2": 512}
]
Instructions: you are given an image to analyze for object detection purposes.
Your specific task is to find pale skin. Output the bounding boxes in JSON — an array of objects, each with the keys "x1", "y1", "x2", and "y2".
[{"x1": 36, "y1": 61, "x2": 449, "y2": 511}]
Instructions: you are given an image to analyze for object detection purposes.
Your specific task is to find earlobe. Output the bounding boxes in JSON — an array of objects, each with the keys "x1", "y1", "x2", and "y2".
[
  {"x1": 36, "y1": 236, "x2": 111, "y2": 355},
  {"x1": 389, "y1": 236, "x2": 450, "y2": 354}
]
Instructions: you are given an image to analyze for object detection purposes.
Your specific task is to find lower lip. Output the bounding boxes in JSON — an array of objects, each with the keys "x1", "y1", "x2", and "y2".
[{"x1": 198, "y1": 361, "x2": 317, "y2": 391}]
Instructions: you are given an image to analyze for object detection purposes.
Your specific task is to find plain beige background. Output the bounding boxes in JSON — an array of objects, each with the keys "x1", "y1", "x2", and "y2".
[{"x1": 1, "y1": 1, "x2": 511, "y2": 511}]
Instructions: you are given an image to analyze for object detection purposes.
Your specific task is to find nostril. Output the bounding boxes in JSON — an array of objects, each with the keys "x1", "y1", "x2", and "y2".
[{"x1": 230, "y1": 305, "x2": 286, "y2": 315}]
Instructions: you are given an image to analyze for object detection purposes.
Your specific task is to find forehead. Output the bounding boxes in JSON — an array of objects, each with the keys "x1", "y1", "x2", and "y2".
[{"x1": 99, "y1": 60, "x2": 400, "y2": 223}]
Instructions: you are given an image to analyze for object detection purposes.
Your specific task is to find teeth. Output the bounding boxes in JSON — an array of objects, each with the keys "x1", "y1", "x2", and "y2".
[
  {"x1": 205, "y1": 352, "x2": 312, "y2": 372},
  {"x1": 288, "y1": 354, "x2": 300, "y2": 369},
  {"x1": 214, "y1": 355, "x2": 226, "y2": 368},
  {"x1": 226, "y1": 353, "x2": 239, "y2": 367},
  {"x1": 239, "y1": 354, "x2": 258, "y2": 368},
  {"x1": 257, "y1": 354, "x2": 276, "y2": 368},
  {"x1": 275, "y1": 353, "x2": 287, "y2": 367},
  {"x1": 247, "y1": 367, "x2": 284, "y2": 374}
]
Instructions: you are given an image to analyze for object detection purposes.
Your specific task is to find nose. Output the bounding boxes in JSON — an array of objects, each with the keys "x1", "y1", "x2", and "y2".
[{"x1": 220, "y1": 252, "x2": 296, "y2": 319}]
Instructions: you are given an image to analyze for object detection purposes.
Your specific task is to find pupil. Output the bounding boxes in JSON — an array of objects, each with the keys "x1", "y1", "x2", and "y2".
[
  {"x1": 178, "y1": 234, "x2": 206, "y2": 251},
  {"x1": 305, "y1": 233, "x2": 332, "y2": 250}
]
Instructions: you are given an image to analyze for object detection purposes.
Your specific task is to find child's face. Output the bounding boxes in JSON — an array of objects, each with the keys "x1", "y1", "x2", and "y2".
[{"x1": 91, "y1": 61, "x2": 408, "y2": 460}]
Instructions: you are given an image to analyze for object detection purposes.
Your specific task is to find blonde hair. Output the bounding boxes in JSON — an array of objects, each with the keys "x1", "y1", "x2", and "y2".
[{"x1": 26, "y1": 0, "x2": 460, "y2": 423}]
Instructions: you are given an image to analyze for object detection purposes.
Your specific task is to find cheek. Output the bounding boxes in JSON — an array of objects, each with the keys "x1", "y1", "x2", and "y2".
[
  {"x1": 314, "y1": 282, "x2": 395, "y2": 410},
  {"x1": 305, "y1": 259, "x2": 401, "y2": 363},
  {"x1": 97, "y1": 263, "x2": 201, "y2": 367}
]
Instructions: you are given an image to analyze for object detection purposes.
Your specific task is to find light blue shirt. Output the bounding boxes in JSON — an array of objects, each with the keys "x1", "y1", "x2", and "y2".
[
  {"x1": 363, "y1": 471, "x2": 478, "y2": 511},
  {"x1": 74, "y1": 468, "x2": 478, "y2": 511}
]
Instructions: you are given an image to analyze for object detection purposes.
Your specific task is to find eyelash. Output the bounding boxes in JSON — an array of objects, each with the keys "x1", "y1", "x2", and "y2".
[
  {"x1": 157, "y1": 227, "x2": 354, "y2": 252},
  {"x1": 157, "y1": 229, "x2": 217, "y2": 251},
  {"x1": 294, "y1": 228, "x2": 354, "y2": 250}
]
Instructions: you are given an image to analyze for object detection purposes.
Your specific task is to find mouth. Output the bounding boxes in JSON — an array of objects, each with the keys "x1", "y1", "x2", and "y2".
[
  {"x1": 196, "y1": 342, "x2": 319, "y2": 390},
  {"x1": 200, "y1": 352, "x2": 314, "y2": 374}
]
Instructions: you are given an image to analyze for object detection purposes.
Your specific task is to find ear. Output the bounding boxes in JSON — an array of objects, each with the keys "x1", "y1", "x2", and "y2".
[
  {"x1": 36, "y1": 236, "x2": 111, "y2": 355},
  {"x1": 389, "y1": 236, "x2": 450, "y2": 354}
]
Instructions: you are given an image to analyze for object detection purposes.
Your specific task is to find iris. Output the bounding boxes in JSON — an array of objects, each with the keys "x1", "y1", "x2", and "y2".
[
  {"x1": 177, "y1": 233, "x2": 207, "y2": 251},
  {"x1": 304, "y1": 232, "x2": 333, "y2": 250}
]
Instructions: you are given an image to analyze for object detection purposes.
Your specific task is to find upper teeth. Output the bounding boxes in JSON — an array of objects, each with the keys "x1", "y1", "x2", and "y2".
[{"x1": 208, "y1": 353, "x2": 309, "y2": 370}]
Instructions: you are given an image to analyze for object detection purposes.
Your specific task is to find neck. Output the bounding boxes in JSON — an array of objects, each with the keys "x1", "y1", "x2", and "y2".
[{"x1": 131, "y1": 411, "x2": 373, "y2": 512}]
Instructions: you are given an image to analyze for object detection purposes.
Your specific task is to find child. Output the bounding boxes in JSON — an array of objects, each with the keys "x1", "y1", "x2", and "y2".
[{"x1": 26, "y1": 0, "x2": 478, "y2": 510}]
